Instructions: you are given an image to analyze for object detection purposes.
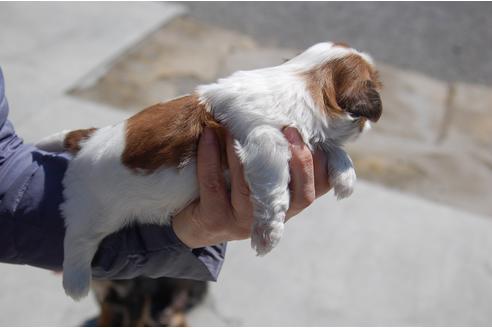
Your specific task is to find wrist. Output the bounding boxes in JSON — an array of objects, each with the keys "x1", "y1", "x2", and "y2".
[{"x1": 171, "y1": 203, "x2": 225, "y2": 248}]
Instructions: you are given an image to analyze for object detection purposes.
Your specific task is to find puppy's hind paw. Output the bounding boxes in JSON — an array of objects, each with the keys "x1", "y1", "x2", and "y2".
[
  {"x1": 63, "y1": 264, "x2": 91, "y2": 301},
  {"x1": 333, "y1": 168, "x2": 356, "y2": 200},
  {"x1": 251, "y1": 221, "x2": 284, "y2": 256}
]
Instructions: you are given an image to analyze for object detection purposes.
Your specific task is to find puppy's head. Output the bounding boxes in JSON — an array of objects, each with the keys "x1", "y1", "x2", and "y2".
[{"x1": 293, "y1": 42, "x2": 382, "y2": 141}]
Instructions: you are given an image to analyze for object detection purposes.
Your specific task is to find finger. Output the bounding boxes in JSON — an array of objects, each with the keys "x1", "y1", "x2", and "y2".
[
  {"x1": 197, "y1": 127, "x2": 229, "y2": 209},
  {"x1": 283, "y1": 127, "x2": 315, "y2": 219},
  {"x1": 313, "y1": 148, "x2": 331, "y2": 198}
]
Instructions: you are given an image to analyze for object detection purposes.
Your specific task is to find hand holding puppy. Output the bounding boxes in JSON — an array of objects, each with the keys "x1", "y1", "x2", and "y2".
[{"x1": 172, "y1": 127, "x2": 332, "y2": 248}]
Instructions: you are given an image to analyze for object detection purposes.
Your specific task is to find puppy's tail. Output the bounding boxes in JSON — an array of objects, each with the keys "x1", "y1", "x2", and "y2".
[
  {"x1": 36, "y1": 130, "x2": 71, "y2": 152},
  {"x1": 36, "y1": 128, "x2": 97, "y2": 154}
]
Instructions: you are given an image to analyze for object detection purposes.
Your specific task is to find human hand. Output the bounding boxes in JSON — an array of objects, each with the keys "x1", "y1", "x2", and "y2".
[{"x1": 171, "y1": 127, "x2": 331, "y2": 248}]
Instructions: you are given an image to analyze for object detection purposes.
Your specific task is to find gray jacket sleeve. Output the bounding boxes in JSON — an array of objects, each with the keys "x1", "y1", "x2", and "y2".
[{"x1": 0, "y1": 67, "x2": 226, "y2": 281}]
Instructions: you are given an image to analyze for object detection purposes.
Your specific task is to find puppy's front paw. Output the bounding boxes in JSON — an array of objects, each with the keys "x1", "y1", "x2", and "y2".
[
  {"x1": 333, "y1": 167, "x2": 356, "y2": 200},
  {"x1": 251, "y1": 220, "x2": 284, "y2": 256}
]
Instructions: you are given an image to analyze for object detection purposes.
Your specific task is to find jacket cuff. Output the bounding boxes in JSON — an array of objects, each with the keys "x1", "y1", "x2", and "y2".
[{"x1": 91, "y1": 224, "x2": 227, "y2": 282}]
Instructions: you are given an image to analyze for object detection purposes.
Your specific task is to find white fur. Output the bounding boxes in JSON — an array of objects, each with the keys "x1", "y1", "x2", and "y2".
[
  {"x1": 58, "y1": 123, "x2": 199, "y2": 300},
  {"x1": 38, "y1": 42, "x2": 375, "y2": 300},
  {"x1": 36, "y1": 130, "x2": 70, "y2": 152}
]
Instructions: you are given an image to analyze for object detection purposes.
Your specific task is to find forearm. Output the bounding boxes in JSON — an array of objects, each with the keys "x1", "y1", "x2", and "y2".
[
  {"x1": 92, "y1": 224, "x2": 226, "y2": 281},
  {"x1": 0, "y1": 139, "x2": 226, "y2": 280}
]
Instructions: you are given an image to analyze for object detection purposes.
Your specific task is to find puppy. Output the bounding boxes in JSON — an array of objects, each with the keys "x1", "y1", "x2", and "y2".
[{"x1": 37, "y1": 42, "x2": 382, "y2": 300}]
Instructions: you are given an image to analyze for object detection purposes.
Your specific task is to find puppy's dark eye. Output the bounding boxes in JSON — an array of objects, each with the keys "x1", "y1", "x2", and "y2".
[{"x1": 348, "y1": 111, "x2": 361, "y2": 118}]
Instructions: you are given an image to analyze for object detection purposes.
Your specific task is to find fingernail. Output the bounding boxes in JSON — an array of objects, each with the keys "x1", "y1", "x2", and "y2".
[{"x1": 284, "y1": 127, "x2": 302, "y2": 145}]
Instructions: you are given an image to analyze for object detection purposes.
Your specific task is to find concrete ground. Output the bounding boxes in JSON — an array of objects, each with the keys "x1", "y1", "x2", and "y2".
[
  {"x1": 188, "y1": 183, "x2": 492, "y2": 326},
  {"x1": 1, "y1": 2, "x2": 492, "y2": 326}
]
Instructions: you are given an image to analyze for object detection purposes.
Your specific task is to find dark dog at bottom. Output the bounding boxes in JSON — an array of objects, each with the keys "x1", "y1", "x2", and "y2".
[{"x1": 91, "y1": 277, "x2": 208, "y2": 326}]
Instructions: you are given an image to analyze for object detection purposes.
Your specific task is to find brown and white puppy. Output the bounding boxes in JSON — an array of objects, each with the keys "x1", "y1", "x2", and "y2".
[{"x1": 37, "y1": 42, "x2": 382, "y2": 300}]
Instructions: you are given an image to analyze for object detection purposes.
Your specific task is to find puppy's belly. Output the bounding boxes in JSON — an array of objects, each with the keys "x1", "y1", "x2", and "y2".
[
  {"x1": 115, "y1": 162, "x2": 199, "y2": 225},
  {"x1": 62, "y1": 123, "x2": 199, "y2": 232}
]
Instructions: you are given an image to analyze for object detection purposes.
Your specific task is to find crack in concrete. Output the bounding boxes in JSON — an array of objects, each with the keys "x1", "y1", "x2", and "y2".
[{"x1": 435, "y1": 82, "x2": 457, "y2": 144}]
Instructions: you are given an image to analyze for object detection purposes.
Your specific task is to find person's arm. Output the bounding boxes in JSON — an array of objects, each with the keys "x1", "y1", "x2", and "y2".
[{"x1": 0, "y1": 68, "x2": 225, "y2": 281}]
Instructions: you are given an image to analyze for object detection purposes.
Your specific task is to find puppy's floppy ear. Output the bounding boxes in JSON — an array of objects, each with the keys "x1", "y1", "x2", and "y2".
[
  {"x1": 339, "y1": 80, "x2": 382, "y2": 122},
  {"x1": 304, "y1": 53, "x2": 382, "y2": 120}
]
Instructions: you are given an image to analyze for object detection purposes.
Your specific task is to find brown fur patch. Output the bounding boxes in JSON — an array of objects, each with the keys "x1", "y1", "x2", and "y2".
[
  {"x1": 358, "y1": 117, "x2": 368, "y2": 132},
  {"x1": 63, "y1": 128, "x2": 97, "y2": 154},
  {"x1": 303, "y1": 53, "x2": 382, "y2": 122},
  {"x1": 122, "y1": 94, "x2": 222, "y2": 173}
]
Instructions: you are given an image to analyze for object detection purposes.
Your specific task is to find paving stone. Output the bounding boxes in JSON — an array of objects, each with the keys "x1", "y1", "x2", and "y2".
[
  {"x1": 371, "y1": 63, "x2": 449, "y2": 143},
  {"x1": 446, "y1": 82, "x2": 492, "y2": 151},
  {"x1": 71, "y1": 17, "x2": 258, "y2": 111}
]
